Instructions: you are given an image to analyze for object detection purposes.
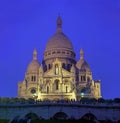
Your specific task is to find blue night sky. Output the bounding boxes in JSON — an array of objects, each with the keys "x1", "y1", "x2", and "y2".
[{"x1": 0, "y1": 0, "x2": 120, "y2": 99}]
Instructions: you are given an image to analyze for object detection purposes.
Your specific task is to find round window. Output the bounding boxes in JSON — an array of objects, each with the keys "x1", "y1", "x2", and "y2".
[{"x1": 31, "y1": 89, "x2": 36, "y2": 94}]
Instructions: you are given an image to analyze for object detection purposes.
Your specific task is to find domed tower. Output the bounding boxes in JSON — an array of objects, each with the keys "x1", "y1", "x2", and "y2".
[
  {"x1": 27, "y1": 49, "x2": 40, "y2": 74},
  {"x1": 26, "y1": 49, "x2": 40, "y2": 82},
  {"x1": 43, "y1": 16, "x2": 76, "y2": 72},
  {"x1": 77, "y1": 49, "x2": 91, "y2": 75},
  {"x1": 18, "y1": 49, "x2": 40, "y2": 98},
  {"x1": 76, "y1": 49, "x2": 101, "y2": 99}
]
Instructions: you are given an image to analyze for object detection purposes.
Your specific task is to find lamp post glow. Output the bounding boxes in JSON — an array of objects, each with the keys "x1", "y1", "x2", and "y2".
[
  {"x1": 81, "y1": 93, "x2": 84, "y2": 98},
  {"x1": 33, "y1": 93, "x2": 37, "y2": 102}
]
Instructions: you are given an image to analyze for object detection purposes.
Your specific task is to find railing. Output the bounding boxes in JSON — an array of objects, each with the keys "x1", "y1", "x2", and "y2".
[{"x1": 0, "y1": 100, "x2": 120, "y2": 107}]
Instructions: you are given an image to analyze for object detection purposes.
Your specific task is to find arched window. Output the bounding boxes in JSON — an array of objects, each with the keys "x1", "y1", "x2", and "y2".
[
  {"x1": 55, "y1": 64, "x2": 59, "y2": 75},
  {"x1": 48, "y1": 64, "x2": 51, "y2": 69},
  {"x1": 45, "y1": 65, "x2": 47, "y2": 71},
  {"x1": 87, "y1": 77, "x2": 90, "y2": 82},
  {"x1": 31, "y1": 76, "x2": 36, "y2": 82},
  {"x1": 34, "y1": 76, "x2": 36, "y2": 81},
  {"x1": 62, "y1": 63, "x2": 66, "y2": 69},
  {"x1": 31, "y1": 76, "x2": 33, "y2": 81},
  {"x1": 43, "y1": 64, "x2": 47, "y2": 72},
  {"x1": 55, "y1": 80, "x2": 59, "y2": 90},
  {"x1": 66, "y1": 86, "x2": 68, "y2": 93},
  {"x1": 47, "y1": 86, "x2": 49, "y2": 93},
  {"x1": 83, "y1": 76, "x2": 86, "y2": 81},
  {"x1": 81, "y1": 76, "x2": 86, "y2": 81}
]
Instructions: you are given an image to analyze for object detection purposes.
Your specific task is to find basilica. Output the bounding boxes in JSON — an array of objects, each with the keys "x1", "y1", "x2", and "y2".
[{"x1": 18, "y1": 16, "x2": 101, "y2": 101}]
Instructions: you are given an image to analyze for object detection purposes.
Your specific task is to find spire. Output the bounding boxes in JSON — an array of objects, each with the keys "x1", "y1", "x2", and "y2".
[
  {"x1": 56, "y1": 15, "x2": 62, "y2": 33},
  {"x1": 33, "y1": 48, "x2": 37, "y2": 60},
  {"x1": 80, "y1": 49, "x2": 84, "y2": 60}
]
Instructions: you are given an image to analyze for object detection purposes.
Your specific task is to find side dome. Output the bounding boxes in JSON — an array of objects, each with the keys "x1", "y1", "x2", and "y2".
[
  {"x1": 76, "y1": 49, "x2": 91, "y2": 72},
  {"x1": 27, "y1": 49, "x2": 40, "y2": 74},
  {"x1": 76, "y1": 59, "x2": 91, "y2": 72},
  {"x1": 80, "y1": 61, "x2": 90, "y2": 72},
  {"x1": 45, "y1": 32, "x2": 74, "y2": 51},
  {"x1": 27, "y1": 60, "x2": 40, "y2": 74}
]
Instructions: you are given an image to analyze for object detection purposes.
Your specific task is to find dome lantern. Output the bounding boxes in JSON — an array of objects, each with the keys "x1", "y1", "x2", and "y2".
[
  {"x1": 57, "y1": 15, "x2": 62, "y2": 33},
  {"x1": 33, "y1": 48, "x2": 37, "y2": 60},
  {"x1": 80, "y1": 49, "x2": 84, "y2": 60}
]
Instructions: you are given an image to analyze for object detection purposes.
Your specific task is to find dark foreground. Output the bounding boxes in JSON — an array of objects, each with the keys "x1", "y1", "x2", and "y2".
[{"x1": 1, "y1": 119, "x2": 120, "y2": 123}]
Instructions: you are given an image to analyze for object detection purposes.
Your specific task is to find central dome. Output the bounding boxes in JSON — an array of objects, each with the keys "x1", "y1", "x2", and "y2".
[
  {"x1": 46, "y1": 32, "x2": 73, "y2": 51},
  {"x1": 45, "y1": 15, "x2": 74, "y2": 51},
  {"x1": 43, "y1": 16, "x2": 76, "y2": 67}
]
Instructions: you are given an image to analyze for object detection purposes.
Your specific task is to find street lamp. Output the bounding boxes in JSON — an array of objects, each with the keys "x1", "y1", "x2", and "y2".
[
  {"x1": 81, "y1": 93, "x2": 84, "y2": 98},
  {"x1": 33, "y1": 93, "x2": 37, "y2": 102}
]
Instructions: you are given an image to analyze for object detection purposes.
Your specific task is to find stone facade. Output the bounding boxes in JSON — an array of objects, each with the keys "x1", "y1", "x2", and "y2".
[{"x1": 18, "y1": 16, "x2": 101, "y2": 101}]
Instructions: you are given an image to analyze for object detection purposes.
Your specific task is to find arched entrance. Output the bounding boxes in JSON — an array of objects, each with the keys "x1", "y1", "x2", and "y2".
[
  {"x1": 52, "y1": 112, "x2": 68, "y2": 120},
  {"x1": 80, "y1": 113, "x2": 98, "y2": 122}
]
